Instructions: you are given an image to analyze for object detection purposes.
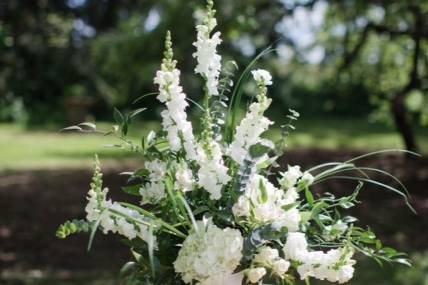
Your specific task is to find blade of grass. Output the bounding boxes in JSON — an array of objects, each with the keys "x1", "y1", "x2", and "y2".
[{"x1": 224, "y1": 46, "x2": 274, "y2": 142}]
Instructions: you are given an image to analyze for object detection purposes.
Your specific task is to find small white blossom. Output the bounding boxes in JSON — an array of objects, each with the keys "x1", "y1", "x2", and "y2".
[
  {"x1": 247, "y1": 267, "x2": 267, "y2": 283},
  {"x1": 279, "y1": 165, "x2": 303, "y2": 189},
  {"x1": 139, "y1": 159, "x2": 168, "y2": 205},
  {"x1": 251, "y1": 69, "x2": 273, "y2": 86},
  {"x1": 233, "y1": 175, "x2": 301, "y2": 232},
  {"x1": 299, "y1": 171, "x2": 315, "y2": 188},
  {"x1": 253, "y1": 246, "x2": 279, "y2": 266},
  {"x1": 175, "y1": 163, "x2": 195, "y2": 192},
  {"x1": 272, "y1": 259, "x2": 291, "y2": 276},
  {"x1": 197, "y1": 142, "x2": 231, "y2": 200}
]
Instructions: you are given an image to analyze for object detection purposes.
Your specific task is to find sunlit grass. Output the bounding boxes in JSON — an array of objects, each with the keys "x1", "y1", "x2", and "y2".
[{"x1": 1, "y1": 117, "x2": 427, "y2": 171}]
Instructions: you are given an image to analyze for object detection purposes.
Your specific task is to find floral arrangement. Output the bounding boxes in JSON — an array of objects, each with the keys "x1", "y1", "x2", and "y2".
[{"x1": 57, "y1": 1, "x2": 414, "y2": 284}]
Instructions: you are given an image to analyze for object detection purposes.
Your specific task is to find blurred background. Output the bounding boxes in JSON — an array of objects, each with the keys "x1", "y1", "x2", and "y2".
[{"x1": 0, "y1": 0, "x2": 427, "y2": 284}]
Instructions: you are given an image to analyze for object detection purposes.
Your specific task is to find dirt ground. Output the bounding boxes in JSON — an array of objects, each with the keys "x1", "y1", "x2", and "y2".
[{"x1": 1, "y1": 149, "x2": 427, "y2": 278}]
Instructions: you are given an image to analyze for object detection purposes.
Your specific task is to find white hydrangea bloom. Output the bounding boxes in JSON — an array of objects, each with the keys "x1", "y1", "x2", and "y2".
[
  {"x1": 251, "y1": 69, "x2": 273, "y2": 86},
  {"x1": 247, "y1": 267, "x2": 267, "y2": 283},
  {"x1": 193, "y1": 11, "x2": 222, "y2": 96},
  {"x1": 139, "y1": 159, "x2": 167, "y2": 205},
  {"x1": 199, "y1": 272, "x2": 244, "y2": 285},
  {"x1": 283, "y1": 232, "x2": 355, "y2": 283},
  {"x1": 227, "y1": 96, "x2": 273, "y2": 165},
  {"x1": 175, "y1": 163, "x2": 195, "y2": 192},
  {"x1": 174, "y1": 220, "x2": 243, "y2": 284},
  {"x1": 232, "y1": 174, "x2": 301, "y2": 232},
  {"x1": 197, "y1": 142, "x2": 231, "y2": 200}
]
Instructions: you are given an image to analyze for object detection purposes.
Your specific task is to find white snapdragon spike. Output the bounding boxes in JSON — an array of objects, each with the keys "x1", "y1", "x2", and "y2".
[
  {"x1": 193, "y1": 0, "x2": 222, "y2": 96},
  {"x1": 154, "y1": 32, "x2": 199, "y2": 161},
  {"x1": 232, "y1": 174, "x2": 301, "y2": 232},
  {"x1": 174, "y1": 220, "x2": 243, "y2": 284},
  {"x1": 228, "y1": 70, "x2": 274, "y2": 165},
  {"x1": 197, "y1": 141, "x2": 231, "y2": 199},
  {"x1": 283, "y1": 232, "x2": 356, "y2": 283},
  {"x1": 251, "y1": 69, "x2": 273, "y2": 86},
  {"x1": 85, "y1": 186, "x2": 154, "y2": 245},
  {"x1": 139, "y1": 159, "x2": 167, "y2": 205}
]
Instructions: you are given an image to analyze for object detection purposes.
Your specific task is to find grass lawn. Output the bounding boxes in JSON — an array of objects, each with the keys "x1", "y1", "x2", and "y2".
[{"x1": 0, "y1": 117, "x2": 427, "y2": 171}]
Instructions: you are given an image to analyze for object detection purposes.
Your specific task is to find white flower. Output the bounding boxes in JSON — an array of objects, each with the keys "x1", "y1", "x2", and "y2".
[
  {"x1": 86, "y1": 185, "x2": 155, "y2": 245},
  {"x1": 193, "y1": 11, "x2": 222, "y2": 96},
  {"x1": 175, "y1": 163, "x2": 195, "y2": 192},
  {"x1": 227, "y1": 98, "x2": 273, "y2": 165},
  {"x1": 299, "y1": 171, "x2": 315, "y2": 188},
  {"x1": 199, "y1": 272, "x2": 244, "y2": 285},
  {"x1": 253, "y1": 246, "x2": 279, "y2": 266},
  {"x1": 251, "y1": 69, "x2": 272, "y2": 86},
  {"x1": 174, "y1": 220, "x2": 243, "y2": 284},
  {"x1": 197, "y1": 142, "x2": 231, "y2": 200},
  {"x1": 283, "y1": 232, "x2": 308, "y2": 261},
  {"x1": 139, "y1": 159, "x2": 168, "y2": 205},
  {"x1": 145, "y1": 159, "x2": 167, "y2": 182},
  {"x1": 154, "y1": 41, "x2": 199, "y2": 162},
  {"x1": 232, "y1": 196, "x2": 251, "y2": 217},
  {"x1": 324, "y1": 220, "x2": 348, "y2": 241},
  {"x1": 283, "y1": 232, "x2": 355, "y2": 283},
  {"x1": 247, "y1": 267, "x2": 267, "y2": 283},
  {"x1": 279, "y1": 165, "x2": 302, "y2": 189},
  {"x1": 139, "y1": 182, "x2": 166, "y2": 205},
  {"x1": 272, "y1": 259, "x2": 290, "y2": 276},
  {"x1": 233, "y1": 174, "x2": 301, "y2": 232}
]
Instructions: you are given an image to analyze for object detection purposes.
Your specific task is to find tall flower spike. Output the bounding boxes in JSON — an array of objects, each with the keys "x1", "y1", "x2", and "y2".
[
  {"x1": 193, "y1": 0, "x2": 222, "y2": 97},
  {"x1": 227, "y1": 69, "x2": 274, "y2": 165},
  {"x1": 154, "y1": 32, "x2": 200, "y2": 161}
]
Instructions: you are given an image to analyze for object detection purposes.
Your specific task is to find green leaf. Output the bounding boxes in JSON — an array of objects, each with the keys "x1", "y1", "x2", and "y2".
[
  {"x1": 113, "y1": 108, "x2": 124, "y2": 125},
  {"x1": 394, "y1": 258, "x2": 412, "y2": 267},
  {"x1": 60, "y1": 125, "x2": 82, "y2": 132},
  {"x1": 78, "y1": 122, "x2": 96, "y2": 130},
  {"x1": 87, "y1": 210, "x2": 106, "y2": 251},
  {"x1": 259, "y1": 180, "x2": 268, "y2": 204},
  {"x1": 249, "y1": 143, "x2": 272, "y2": 158},
  {"x1": 305, "y1": 188, "x2": 315, "y2": 206},
  {"x1": 128, "y1": 108, "x2": 147, "y2": 120},
  {"x1": 122, "y1": 184, "x2": 141, "y2": 196}
]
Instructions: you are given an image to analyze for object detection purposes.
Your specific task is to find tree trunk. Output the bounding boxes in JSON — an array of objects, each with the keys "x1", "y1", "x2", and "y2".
[{"x1": 391, "y1": 91, "x2": 418, "y2": 152}]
